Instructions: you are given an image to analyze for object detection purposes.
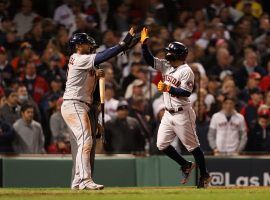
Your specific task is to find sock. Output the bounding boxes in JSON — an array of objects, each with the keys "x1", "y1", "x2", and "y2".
[
  {"x1": 191, "y1": 147, "x2": 208, "y2": 177},
  {"x1": 163, "y1": 145, "x2": 189, "y2": 166}
]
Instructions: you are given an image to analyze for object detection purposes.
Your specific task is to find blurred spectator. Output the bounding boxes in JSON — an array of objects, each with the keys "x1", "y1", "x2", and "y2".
[
  {"x1": 53, "y1": 0, "x2": 75, "y2": 34},
  {"x1": 246, "y1": 106, "x2": 270, "y2": 152},
  {"x1": 42, "y1": 18, "x2": 56, "y2": 41},
  {"x1": 203, "y1": 0, "x2": 242, "y2": 22},
  {"x1": 147, "y1": 0, "x2": 168, "y2": 26},
  {"x1": 73, "y1": 14, "x2": 102, "y2": 45},
  {"x1": 0, "y1": 0, "x2": 9, "y2": 23},
  {"x1": 122, "y1": 62, "x2": 142, "y2": 92},
  {"x1": 0, "y1": 16, "x2": 15, "y2": 45},
  {"x1": 21, "y1": 60, "x2": 49, "y2": 104},
  {"x1": 259, "y1": 58, "x2": 270, "y2": 92},
  {"x1": 104, "y1": 100, "x2": 145, "y2": 154},
  {"x1": 239, "y1": 72, "x2": 261, "y2": 103},
  {"x1": 16, "y1": 84, "x2": 41, "y2": 122},
  {"x1": 150, "y1": 95, "x2": 165, "y2": 155},
  {"x1": 240, "y1": 87, "x2": 263, "y2": 130},
  {"x1": 39, "y1": 54, "x2": 66, "y2": 83},
  {"x1": 0, "y1": 119, "x2": 15, "y2": 153},
  {"x1": 113, "y1": 2, "x2": 130, "y2": 32},
  {"x1": 25, "y1": 21, "x2": 47, "y2": 55},
  {"x1": 264, "y1": 90, "x2": 270, "y2": 108},
  {"x1": 13, "y1": 0, "x2": 38, "y2": 38},
  {"x1": 208, "y1": 97, "x2": 247, "y2": 155},
  {"x1": 2, "y1": 28, "x2": 19, "y2": 60},
  {"x1": 94, "y1": 0, "x2": 115, "y2": 32},
  {"x1": 209, "y1": 47, "x2": 233, "y2": 77},
  {"x1": 48, "y1": 97, "x2": 70, "y2": 154},
  {"x1": 102, "y1": 62, "x2": 121, "y2": 96},
  {"x1": 0, "y1": 46, "x2": 14, "y2": 86},
  {"x1": 0, "y1": 88, "x2": 20, "y2": 125},
  {"x1": 193, "y1": 101, "x2": 212, "y2": 153},
  {"x1": 190, "y1": 87, "x2": 215, "y2": 111},
  {"x1": 126, "y1": 79, "x2": 144, "y2": 103},
  {"x1": 125, "y1": 67, "x2": 158, "y2": 100},
  {"x1": 234, "y1": 50, "x2": 266, "y2": 89},
  {"x1": 11, "y1": 42, "x2": 36, "y2": 76},
  {"x1": 104, "y1": 84, "x2": 119, "y2": 118},
  {"x1": 236, "y1": 0, "x2": 263, "y2": 19},
  {"x1": 13, "y1": 103, "x2": 45, "y2": 153},
  {"x1": 129, "y1": 96, "x2": 152, "y2": 145}
]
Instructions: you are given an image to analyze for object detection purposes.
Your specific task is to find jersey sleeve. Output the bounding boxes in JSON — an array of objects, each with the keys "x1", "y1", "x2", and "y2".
[
  {"x1": 209, "y1": 114, "x2": 217, "y2": 130},
  {"x1": 154, "y1": 57, "x2": 170, "y2": 74},
  {"x1": 179, "y1": 68, "x2": 194, "y2": 92},
  {"x1": 70, "y1": 54, "x2": 96, "y2": 70},
  {"x1": 239, "y1": 115, "x2": 247, "y2": 133}
]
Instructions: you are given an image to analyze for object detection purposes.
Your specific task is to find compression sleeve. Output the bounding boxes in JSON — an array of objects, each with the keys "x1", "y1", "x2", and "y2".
[
  {"x1": 141, "y1": 44, "x2": 154, "y2": 67},
  {"x1": 94, "y1": 45, "x2": 122, "y2": 66},
  {"x1": 168, "y1": 86, "x2": 191, "y2": 97}
]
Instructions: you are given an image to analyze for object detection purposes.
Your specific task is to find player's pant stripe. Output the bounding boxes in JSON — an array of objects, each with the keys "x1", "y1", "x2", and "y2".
[
  {"x1": 187, "y1": 109, "x2": 200, "y2": 148},
  {"x1": 73, "y1": 102, "x2": 86, "y2": 187}
]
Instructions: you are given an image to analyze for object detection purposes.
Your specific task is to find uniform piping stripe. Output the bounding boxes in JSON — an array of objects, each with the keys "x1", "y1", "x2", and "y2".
[
  {"x1": 187, "y1": 109, "x2": 200, "y2": 148},
  {"x1": 73, "y1": 102, "x2": 86, "y2": 187}
]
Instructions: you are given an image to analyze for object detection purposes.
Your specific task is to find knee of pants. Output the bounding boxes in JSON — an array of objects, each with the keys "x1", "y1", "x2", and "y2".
[{"x1": 156, "y1": 141, "x2": 169, "y2": 151}]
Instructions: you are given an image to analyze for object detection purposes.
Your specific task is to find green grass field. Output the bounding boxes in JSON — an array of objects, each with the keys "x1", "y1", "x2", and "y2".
[{"x1": 0, "y1": 187, "x2": 270, "y2": 200}]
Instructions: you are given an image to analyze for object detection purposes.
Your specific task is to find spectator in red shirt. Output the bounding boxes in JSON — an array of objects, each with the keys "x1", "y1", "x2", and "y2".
[{"x1": 20, "y1": 60, "x2": 49, "y2": 104}]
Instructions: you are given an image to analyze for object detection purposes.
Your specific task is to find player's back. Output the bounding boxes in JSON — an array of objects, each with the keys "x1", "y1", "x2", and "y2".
[{"x1": 63, "y1": 53, "x2": 97, "y2": 104}]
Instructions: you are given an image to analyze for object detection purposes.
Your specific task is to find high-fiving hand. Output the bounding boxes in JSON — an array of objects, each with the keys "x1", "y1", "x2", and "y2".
[{"x1": 140, "y1": 27, "x2": 149, "y2": 44}]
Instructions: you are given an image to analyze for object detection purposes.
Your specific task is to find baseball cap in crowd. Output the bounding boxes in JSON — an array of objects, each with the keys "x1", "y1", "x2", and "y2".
[
  {"x1": 219, "y1": 70, "x2": 233, "y2": 81},
  {"x1": 132, "y1": 79, "x2": 144, "y2": 87},
  {"x1": 249, "y1": 72, "x2": 261, "y2": 80},
  {"x1": 117, "y1": 100, "x2": 129, "y2": 110},
  {"x1": 258, "y1": 108, "x2": 270, "y2": 118},
  {"x1": 250, "y1": 87, "x2": 263, "y2": 95}
]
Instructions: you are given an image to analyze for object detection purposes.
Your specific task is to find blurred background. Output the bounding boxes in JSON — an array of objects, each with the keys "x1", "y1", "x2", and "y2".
[{"x1": 0, "y1": 0, "x2": 270, "y2": 187}]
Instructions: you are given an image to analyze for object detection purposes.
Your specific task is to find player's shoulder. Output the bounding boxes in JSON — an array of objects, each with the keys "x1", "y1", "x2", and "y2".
[
  {"x1": 180, "y1": 64, "x2": 193, "y2": 73},
  {"x1": 212, "y1": 112, "x2": 224, "y2": 119},
  {"x1": 234, "y1": 112, "x2": 245, "y2": 120},
  {"x1": 71, "y1": 53, "x2": 95, "y2": 59}
]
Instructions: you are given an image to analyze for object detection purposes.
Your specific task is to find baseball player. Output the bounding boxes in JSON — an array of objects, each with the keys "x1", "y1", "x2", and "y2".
[
  {"x1": 140, "y1": 27, "x2": 211, "y2": 188},
  {"x1": 61, "y1": 28, "x2": 137, "y2": 190}
]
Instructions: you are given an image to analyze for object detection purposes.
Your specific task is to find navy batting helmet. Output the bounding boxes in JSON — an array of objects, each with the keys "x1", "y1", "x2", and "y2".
[
  {"x1": 69, "y1": 33, "x2": 97, "y2": 51},
  {"x1": 164, "y1": 42, "x2": 188, "y2": 61}
]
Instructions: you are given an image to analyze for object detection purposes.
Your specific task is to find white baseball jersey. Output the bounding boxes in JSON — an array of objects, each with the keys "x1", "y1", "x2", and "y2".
[
  {"x1": 63, "y1": 53, "x2": 97, "y2": 104},
  {"x1": 154, "y1": 58, "x2": 194, "y2": 109},
  {"x1": 209, "y1": 111, "x2": 247, "y2": 152}
]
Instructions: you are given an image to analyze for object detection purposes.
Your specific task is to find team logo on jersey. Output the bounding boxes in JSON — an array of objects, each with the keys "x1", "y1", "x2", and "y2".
[{"x1": 163, "y1": 75, "x2": 181, "y2": 87}]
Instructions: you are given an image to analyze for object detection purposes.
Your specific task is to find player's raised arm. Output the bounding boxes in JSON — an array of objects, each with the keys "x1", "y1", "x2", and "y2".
[
  {"x1": 140, "y1": 27, "x2": 155, "y2": 67},
  {"x1": 94, "y1": 27, "x2": 138, "y2": 66}
]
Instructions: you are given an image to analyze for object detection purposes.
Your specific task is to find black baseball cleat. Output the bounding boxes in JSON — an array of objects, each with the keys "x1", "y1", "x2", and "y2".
[
  {"x1": 180, "y1": 162, "x2": 196, "y2": 184},
  {"x1": 197, "y1": 173, "x2": 212, "y2": 188}
]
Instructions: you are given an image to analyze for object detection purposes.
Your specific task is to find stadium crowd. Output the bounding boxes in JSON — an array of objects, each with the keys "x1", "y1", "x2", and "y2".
[{"x1": 0, "y1": 0, "x2": 270, "y2": 155}]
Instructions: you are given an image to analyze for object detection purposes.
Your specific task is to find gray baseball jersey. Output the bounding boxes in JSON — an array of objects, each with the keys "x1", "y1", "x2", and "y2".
[
  {"x1": 154, "y1": 57, "x2": 199, "y2": 152},
  {"x1": 154, "y1": 58, "x2": 194, "y2": 109},
  {"x1": 63, "y1": 53, "x2": 97, "y2": 104}
]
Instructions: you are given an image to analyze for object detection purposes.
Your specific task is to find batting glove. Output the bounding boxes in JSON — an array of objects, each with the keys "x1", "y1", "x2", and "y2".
[
  {"x1": 157, "y1": 81, "x2": 170, "y2": 92},
  {"x1": 140, "y1": 27, "x2": 149, "y2": 44}
]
